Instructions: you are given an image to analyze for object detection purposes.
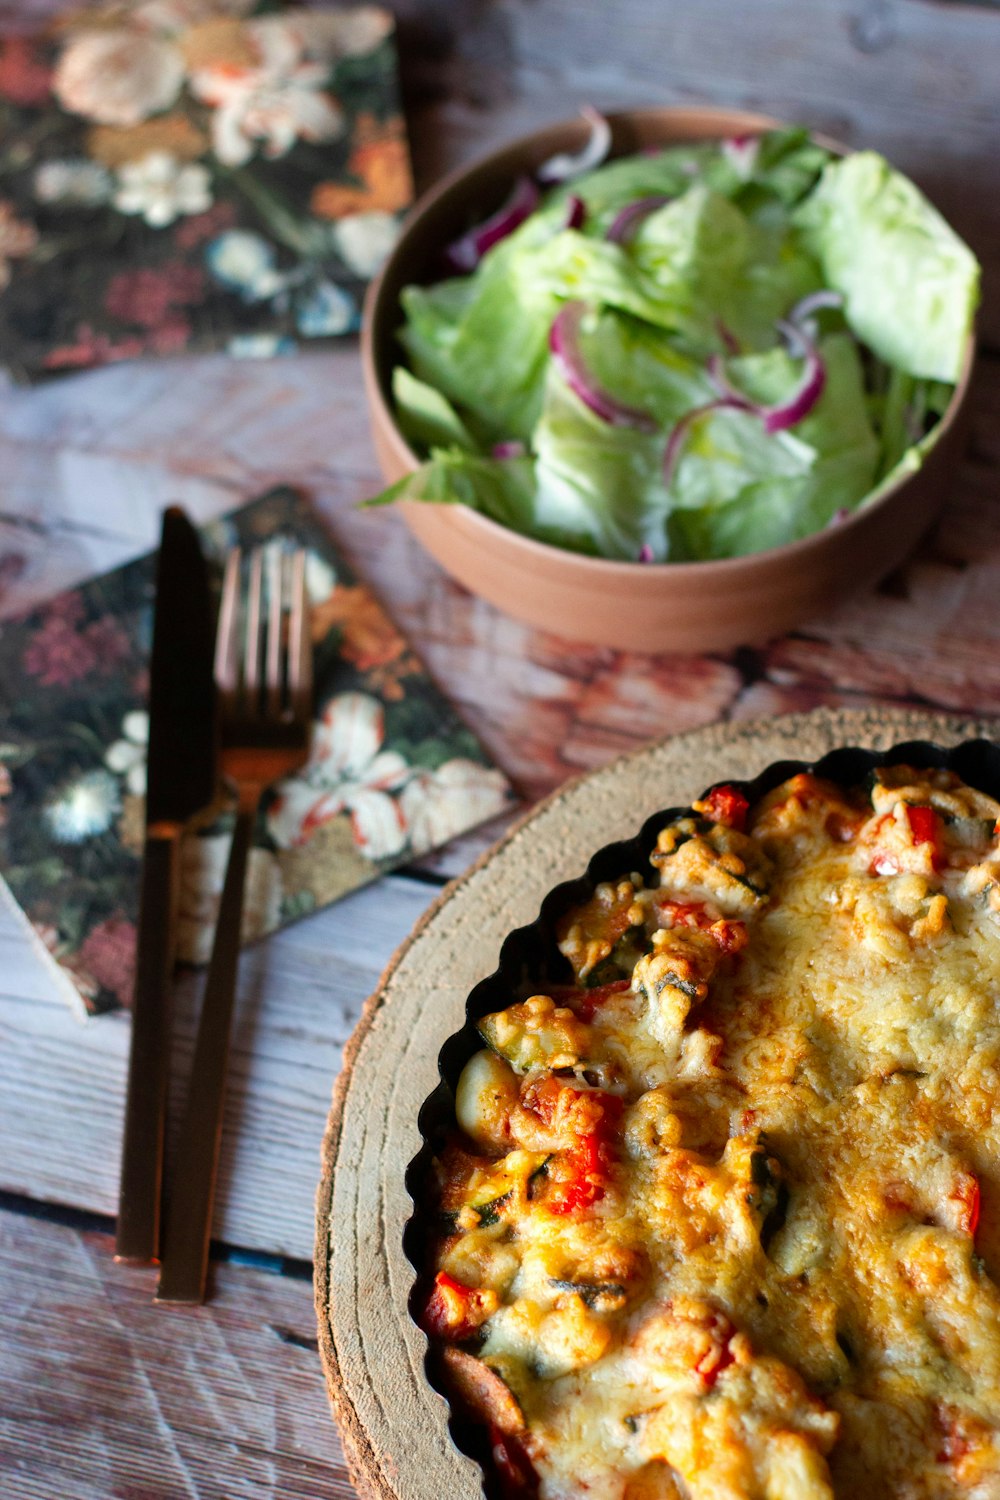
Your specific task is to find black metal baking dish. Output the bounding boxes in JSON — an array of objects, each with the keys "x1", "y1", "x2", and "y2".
[{"x1": 404, "y1": 735, "x2": 1000, "y2": 1498}]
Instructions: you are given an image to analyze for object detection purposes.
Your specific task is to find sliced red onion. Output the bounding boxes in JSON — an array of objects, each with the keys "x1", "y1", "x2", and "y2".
[
  {"x1": 826, "y1": 507, "x2": 851, "y2": 529},
  {"x1": 662, "y1": 397, "x2": 751, "y2": 488},
  {"x1": 538, "y1": 106, "x2": 611, "y2": 185},
  {"x1": 706, "y1": 352, "x2": 748, "y2": 405},
  {"x1": 763, "y1": 319, "x2": 826, "y2": 432},
  {"x1": 637, "y1": 543, "x2": 655, "y2": 562},
  {"x1": 563, "y1": 194, "x2": 585, "y2": 231},
  {"x1": 606, "y1": 194, "x2": 672, "y2": 245},
  {"x1": 788, "y1": 289, "x2": 844, "y2": 326},
  {"x1": 716, "y1": 319, "x2": 741, "y2": 356},
  {"x1": 721, "y1": 133, "x2": 760, "y2": 179},
  {"x1": 550, "y1": 301, "x2": 658, "y2": 431},
  {"x1": 445, "y1": 174, "x2": 540, "y2": 273},
  {"x1": 705, "y1": 321, "x2": 827, "y2": 437},
  {"x1": 492, "y1": 440, "x2": 526, "y2": 459}
]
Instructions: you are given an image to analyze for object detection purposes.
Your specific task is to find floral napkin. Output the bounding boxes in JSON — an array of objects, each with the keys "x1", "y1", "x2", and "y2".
[
  {"x1": 0, "y1": 488, "x2": 513, "y2": 1017},
  {"x1": 0, "y1": 1, "x2": 411, "y2": 381}
]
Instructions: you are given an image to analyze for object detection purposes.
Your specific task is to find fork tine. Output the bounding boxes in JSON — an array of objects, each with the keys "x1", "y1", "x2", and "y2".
[
  {"x1": 243, "y1": 548, "x2": 264, "y2": 709},
  {"x1": 265, "y1": 545, "x2": 283, "y2": 718},
  {"x1": 215, "y1": 548, "x2": 242, "y2": 699},
  {"x1": 288, "y1": 549, "x2": 312, "y2": 721}
]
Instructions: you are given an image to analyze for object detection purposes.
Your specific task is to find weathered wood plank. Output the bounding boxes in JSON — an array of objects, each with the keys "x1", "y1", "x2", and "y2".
[
  {"x1": 0, "y1": 874, "x2": 435, "y2": 1262},
  {"x1": 0, "y1": 1206, "x2": 352, "y2": 1500}
]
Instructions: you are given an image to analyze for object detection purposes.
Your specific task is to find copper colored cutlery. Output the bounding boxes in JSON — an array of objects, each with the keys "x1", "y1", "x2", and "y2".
[{"x1": 116, "y1": 517, "x2": 312, "y2": 1302}]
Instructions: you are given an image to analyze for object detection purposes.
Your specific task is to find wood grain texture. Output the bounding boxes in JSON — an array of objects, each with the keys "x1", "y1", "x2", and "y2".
[
  {"x1": 0, "y1": 1207, "x2": 350, "y2": 1500},
  {"x1": 314, "y1": 705, "x2": 999, "y2": 1500},
  {"x1": 0, "y1": 873, "x2": 435, "y2": 1261}
]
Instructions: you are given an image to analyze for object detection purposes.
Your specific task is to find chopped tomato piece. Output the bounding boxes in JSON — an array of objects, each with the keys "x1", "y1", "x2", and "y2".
[
  {"x1": 549, "y1": 978, "x2": 630, "y2": 1021},
  {"x1": 421, "y1": 1271, "x2": 494, "y2": 1340},
  {"x1": 906, "y1": 803, "x2": 939, "y2": 847},
  {"x1": 949, "y1": 1172, "x2": 980, "y2": 1237},
  {"x1": 695, "y1": 784, "x2": 749, "y2": 832},
  {"x1": 695, "y1": 1336, "x2": 736, "y2": 1388},
  {"x1": 656, "y1": 899, "x2": 748, "y2": 955},
  {"x1": 534, "y1": 1085, "x2": 621, "y2": 1215}
]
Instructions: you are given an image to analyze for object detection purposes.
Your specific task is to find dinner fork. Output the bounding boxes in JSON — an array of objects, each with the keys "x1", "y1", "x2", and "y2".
[{"x1": 157, "y1": 545, "x2": 312, "y2": 1303}]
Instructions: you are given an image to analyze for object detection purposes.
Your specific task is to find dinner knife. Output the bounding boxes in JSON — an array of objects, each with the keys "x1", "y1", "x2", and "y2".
[{"x1": 115, "y1": 507, "x2": 217, "y2": 1264}]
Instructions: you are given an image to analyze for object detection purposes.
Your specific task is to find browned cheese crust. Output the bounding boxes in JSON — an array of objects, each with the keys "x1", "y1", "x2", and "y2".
[{"x1": 418, "y1": 767, "x2": 1000, "y2": 1499}]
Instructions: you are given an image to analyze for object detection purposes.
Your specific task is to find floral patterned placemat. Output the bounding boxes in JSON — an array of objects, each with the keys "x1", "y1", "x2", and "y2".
[
  {"x1": 0, "y1": 488, "x2": 513, "y2": 1017},
  {"x1": 0, "y1": 1, "x2": 411, "y2": 381}
]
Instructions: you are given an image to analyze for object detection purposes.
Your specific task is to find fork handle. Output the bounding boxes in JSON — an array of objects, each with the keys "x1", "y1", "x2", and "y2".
[{"x1": 156, "y1": 787, "x2": 261, "y2": 1304}]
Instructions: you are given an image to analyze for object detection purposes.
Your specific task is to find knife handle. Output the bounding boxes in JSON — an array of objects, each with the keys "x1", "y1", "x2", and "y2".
[
  {"x1": 156, "y1": 793, "x2": 259, "y2": 1303},
  {"x1": 115, "y1": 828, "x2": 181, "y2": 1264}
]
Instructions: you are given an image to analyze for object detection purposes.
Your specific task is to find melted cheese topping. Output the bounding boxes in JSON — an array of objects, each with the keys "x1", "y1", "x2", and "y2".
[{"x1": 420, "y1": 768, "x2": 1000, "y2": 1499}]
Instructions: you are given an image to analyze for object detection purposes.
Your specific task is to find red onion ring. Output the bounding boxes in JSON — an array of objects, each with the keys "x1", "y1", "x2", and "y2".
[
  {"x1": 549, "y1": 301, "x2": 658, "y2": 431},
  {"x1": 764, "y1": 319, "x2": 826, "y2": 432},
  {"x1": 637, "y1": 543, "x2": 655, "y2": 562},
  {"x1": 606, "y1": 194, "x2": 673, "y2": 245},
  {"x1": 563, "y1": 195, "x2": 586, "y2": 231},
  {"x1": 492, "y1": 441, "x2": 527, "y2": 459},
  {"x1": 788, "y1": 289, "x2": 844, "y2": 325},
  {"x1": 705, "y1": 317, "x2": 828, "y2": 437},
  {"x1": 445, "y1": 175, "x2": 540, "y2": 273},
  {"x1": 662, "y1": 397, "x2": 753, "y2": 489},
  {"x1": 538, "y1": 106, "x2": 612, "y2": 185}
]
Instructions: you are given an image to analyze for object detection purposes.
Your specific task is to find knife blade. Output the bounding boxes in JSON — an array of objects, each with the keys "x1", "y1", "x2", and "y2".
[{"x1": 115, "y1": 507, "x2": 217, "y2": 1264}]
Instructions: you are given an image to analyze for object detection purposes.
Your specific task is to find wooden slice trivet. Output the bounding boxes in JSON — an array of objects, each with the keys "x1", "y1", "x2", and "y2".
[{"x1": 315, "y1": 706, "x2": 996, "y2": 1500}]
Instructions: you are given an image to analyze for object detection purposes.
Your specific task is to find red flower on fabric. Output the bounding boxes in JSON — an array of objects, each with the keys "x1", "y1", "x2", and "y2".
[
  {"x1": 23, "y1": 594, "x2": 131, "y2": 686},
  {"x1": 0, "y1": 38, "x2": 51, "y2": 107},
  {"x1": 43, "y1": 323, "x2": 145, "y2": 370},
  {"x1": 104, "y1": 263, "x2": 206, "y2": 329},
  {"x1": 78, "y1": 915, "x2": 137, "y2": 1008},
  {"x1": 173, "y1": 201, "x2": 237, "y2": 250}
]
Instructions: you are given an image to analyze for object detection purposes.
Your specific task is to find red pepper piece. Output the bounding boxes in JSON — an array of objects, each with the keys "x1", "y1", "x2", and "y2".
[
  {"x1": 657, "y1": 899, "x2": 747, "y2": 955},
  {"x1": 949, "y1": 1172, "x2": 980, "y2": 1237},
  {"x1": 421, "y1": 1271, "x2": 481, "y2": 1339},
  {"x1": 548, "y1": 977, "x2": 630, "y2": 1021},
  {"x1": 697, "y1": 784, "x2": 749, "y2": 832}
]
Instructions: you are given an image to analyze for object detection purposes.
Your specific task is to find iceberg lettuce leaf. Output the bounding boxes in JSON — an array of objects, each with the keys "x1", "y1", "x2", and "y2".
[{"x1": 794, "y1": 152, "x2": 978, "y2": 381}]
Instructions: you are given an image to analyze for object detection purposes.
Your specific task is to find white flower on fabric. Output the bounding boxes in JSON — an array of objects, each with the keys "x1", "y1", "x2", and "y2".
[
  {"x1": 304, "y1": 551, "x2": 337, "y2": 604},
  {"x1": 45, "y1": 769, "x2": 121, "y2": 843},
  {"x1": 54, "y1": 31, "x2": 185, "y2": 127},
  {"x1": 34, "y1": 159, "x2": 112, "y2": 206},
  {"x1": 227, "y1": 333, "x2": 296, "y2": 359},
  {"x1": 190, "y1": 17, "x2": 344, "y2": 168},
  {"x1": 399, "y1": 760, "x2": 510, "y2": 856},
  {"x1": 206, "y1": 229, "x2": 286, "y2": 302},
  {"x1": 284, "y1": 6, "x2": 393, "y2": 61},
  {"x1": 105, "y1": 709, "x2": 149, "y2": 796},
  {"x1": 332, "y1": 211, "x2": 399, "y2": 278},
  {"x1": 295, "y1": 280, "x2": 355, "y2": 338},
  {"x1": 177, "y1": 834, "x2": 283, "y2": 965},
  {"x1": 114, "y1": 153, "x2": 212, "y2": 228},
  {"x1": 132, "y1": 0, "x2": 257, "y2": 34},
  {"x1": 266, "y1": 690, "x2": 409, "y2": 857}
]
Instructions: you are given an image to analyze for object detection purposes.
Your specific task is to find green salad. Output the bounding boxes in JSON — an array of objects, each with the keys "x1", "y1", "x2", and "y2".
[{"x1": 372, "y1": 123, "x2": 979, "y2": 563}]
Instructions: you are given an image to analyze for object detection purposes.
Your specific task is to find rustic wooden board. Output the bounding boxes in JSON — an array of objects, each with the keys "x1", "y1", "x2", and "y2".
[
  {"x1": 315, "y1": 705, "x2": 998, "y2": 1500},
  {"x1": 0, "y1": 872, "x2": 435, "y2": 1262},
  {"x1": 0, "y1": 1206, "x2": 350, "y2": 1500}
]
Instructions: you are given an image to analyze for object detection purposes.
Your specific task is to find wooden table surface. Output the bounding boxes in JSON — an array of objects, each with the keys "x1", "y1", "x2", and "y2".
[{"x1": 2, "y1": 2, "x2": 1000, "y2": 1496}]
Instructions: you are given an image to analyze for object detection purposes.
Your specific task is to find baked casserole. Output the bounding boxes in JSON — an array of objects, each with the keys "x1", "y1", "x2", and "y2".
[{"x1": 415, "y1": 763, "x2": 1000, "y2": 1498}]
